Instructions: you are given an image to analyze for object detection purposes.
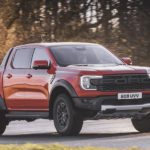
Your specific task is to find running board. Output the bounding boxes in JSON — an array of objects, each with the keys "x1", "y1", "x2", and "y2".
[{"x1": 5, "y1": 111, "x2": 49, "y2": 120}]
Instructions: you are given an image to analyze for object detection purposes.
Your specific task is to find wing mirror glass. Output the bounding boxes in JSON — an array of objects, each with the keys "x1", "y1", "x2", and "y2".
[
  {"x1": 121, "y1": 57, "x2": 132, "y2": 65},
  {"x1": 32, "y1": 60, "x2": 50, "y2": 69}
]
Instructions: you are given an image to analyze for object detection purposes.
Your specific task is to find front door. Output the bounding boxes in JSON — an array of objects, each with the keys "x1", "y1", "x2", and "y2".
[{"x1": 27, "y1": 47, "x2": 53, "y2": 111}]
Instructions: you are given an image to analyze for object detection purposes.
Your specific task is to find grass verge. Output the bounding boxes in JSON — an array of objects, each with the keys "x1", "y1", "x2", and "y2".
[{"x1": 0, "y1": 144, "x2": 140, "y2": 150}]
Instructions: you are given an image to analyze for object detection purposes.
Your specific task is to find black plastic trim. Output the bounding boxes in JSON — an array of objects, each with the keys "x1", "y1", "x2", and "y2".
[
  {"x1": 0, "y1": 96, "x2": 7, "y2": 111},
  {"x1": 72, "y1": 94, "x2": 150, "y2": 111},
  {"x1": 50, "y1": 79, "x2": 78, "y2": 98},
  {"x1": 5, "y1": 111, "x2": 49, "y2": 120}
]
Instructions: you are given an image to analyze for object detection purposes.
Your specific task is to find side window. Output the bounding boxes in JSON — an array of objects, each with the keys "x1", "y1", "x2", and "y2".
[
  {"x1": 13, "y1": 48, "x2": 34, "y2": 69},
  {"x1": 31, "y1": 48, "x2": 50, "y2": 67}
]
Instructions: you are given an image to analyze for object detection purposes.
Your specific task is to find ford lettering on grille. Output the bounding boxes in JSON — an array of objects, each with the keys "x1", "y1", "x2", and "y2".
[{"x1": 90, "y1": 74, "x2": 150, "y2": 91}]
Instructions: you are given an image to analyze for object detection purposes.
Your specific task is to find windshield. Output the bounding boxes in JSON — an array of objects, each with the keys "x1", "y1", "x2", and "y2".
[{"x1": 50, "y1": 45, "x2": 123, "y2": 67}]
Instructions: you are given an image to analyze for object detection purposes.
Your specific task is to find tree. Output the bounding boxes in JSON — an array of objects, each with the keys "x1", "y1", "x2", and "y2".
[{"x1": 0, "y1": 0, "x2": 150, "y2": 65}]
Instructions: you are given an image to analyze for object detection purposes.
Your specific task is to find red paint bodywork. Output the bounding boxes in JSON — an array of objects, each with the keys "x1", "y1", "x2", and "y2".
[{"x1": 0, "y1": 43, "x2": 150, "y2": 111}]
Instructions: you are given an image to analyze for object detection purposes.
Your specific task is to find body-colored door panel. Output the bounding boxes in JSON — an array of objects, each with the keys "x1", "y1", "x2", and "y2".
[{"x1": 3, "y1": 46, "x2": 54, "y2": 111}]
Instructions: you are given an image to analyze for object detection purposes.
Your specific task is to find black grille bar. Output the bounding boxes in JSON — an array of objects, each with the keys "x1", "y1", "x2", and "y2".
[{"x1": 90, "y1": 74, "x2": 150, "y2": 91}]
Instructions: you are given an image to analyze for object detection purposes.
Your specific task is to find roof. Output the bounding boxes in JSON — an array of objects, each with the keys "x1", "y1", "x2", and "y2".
[{"x1": 14, "y1": 42, "x2": 99, "y2": 49}]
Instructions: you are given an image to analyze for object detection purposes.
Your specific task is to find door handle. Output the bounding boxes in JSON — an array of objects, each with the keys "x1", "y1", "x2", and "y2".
[
  {"x1": 26, "y1": 74, "x2": 32, "y2": 78},
  {"x1": 7, "y1": 74, "x2": 12, "y2": 79}
]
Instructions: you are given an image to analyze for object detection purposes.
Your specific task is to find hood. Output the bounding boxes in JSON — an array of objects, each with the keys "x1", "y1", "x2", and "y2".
[{"x1": 58, "y1": 64, "x2": 150, "y2": 75}]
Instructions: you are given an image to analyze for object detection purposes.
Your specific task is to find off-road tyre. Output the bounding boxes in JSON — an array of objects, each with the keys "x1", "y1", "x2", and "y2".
[
  {"x1": 53, "y1": 94, "x2": 83, "y2": 136},
  {"x1": 0, "y1": 115, "x2": 7, "y2": 135},
  {"x1": 132, "y1": 116, "x2": 150, "y2": 132}
]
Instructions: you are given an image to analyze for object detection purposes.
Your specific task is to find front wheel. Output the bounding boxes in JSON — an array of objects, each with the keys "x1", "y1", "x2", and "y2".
[
  {"x1": 0, "y1": 115, "x2": 7, "y2": 135},
  {"x1": 53, "y1": 94, "x2": 83, "y2": 136},
  {"x1": 132, "y1": 116, "x2": 150, "y2": 132}
]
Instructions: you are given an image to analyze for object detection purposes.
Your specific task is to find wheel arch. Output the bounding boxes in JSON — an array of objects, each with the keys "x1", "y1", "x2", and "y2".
[{"x1": 49, "y1": 80, "x2": 77, "y2": 118}]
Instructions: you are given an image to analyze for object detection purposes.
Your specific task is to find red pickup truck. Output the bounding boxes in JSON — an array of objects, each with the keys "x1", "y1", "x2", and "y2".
[{"x1": 1, "y1": 42, "x2": 150, "y2": 135}]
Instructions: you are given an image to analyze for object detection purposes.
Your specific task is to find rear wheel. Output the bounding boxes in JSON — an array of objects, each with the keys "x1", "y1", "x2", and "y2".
[
  {"x1": 132, "y1": 116, "x2": 150, "y2": 132},
  {"x1": 0, "y1": 115, "x2": 7, "y2": 135},
  {"x1": 53, "y1": 94, "x2": 83, "y2": 136}
]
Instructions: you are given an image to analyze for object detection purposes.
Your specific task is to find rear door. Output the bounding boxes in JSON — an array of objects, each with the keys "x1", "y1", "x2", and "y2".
[{"x1": 3, "y1": 47, "x2": 35, "y2": 110}]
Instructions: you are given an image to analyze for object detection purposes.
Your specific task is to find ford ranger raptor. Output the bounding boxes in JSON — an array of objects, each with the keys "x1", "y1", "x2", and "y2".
[{"x1": 0, "y1": 42, "x2": 150, "y2": 135}]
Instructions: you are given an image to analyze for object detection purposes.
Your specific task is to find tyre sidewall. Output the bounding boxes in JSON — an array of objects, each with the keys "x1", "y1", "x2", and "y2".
[
  {"x1": 0, "y1": 115, "x2": 7, "y2": 135},
  {"x1": 53, "y1": 94, "x2": 77, "y2": 134},
  {"x1": 132, "y1": 116, "x2": 150, "y2": 132}
]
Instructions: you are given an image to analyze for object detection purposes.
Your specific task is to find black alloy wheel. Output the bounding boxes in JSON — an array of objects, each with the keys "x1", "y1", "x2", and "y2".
[{"x1": 53, "y1": 94, "x2": 83, "y2": 136}]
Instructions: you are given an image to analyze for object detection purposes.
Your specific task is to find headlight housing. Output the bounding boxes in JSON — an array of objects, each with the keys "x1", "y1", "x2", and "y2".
[{"x1": 80, "y1": 75, "x2": 103, "y2": 90}]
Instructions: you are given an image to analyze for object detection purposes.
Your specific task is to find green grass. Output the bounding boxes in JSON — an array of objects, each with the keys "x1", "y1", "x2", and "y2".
[{"x1": 0, "y1": 144, "x2": 140, "y2": 150}]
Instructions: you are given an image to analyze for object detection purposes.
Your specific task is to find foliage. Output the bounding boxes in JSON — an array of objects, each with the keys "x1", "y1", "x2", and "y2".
[{"x1": 0, "y1": 0, "x2": 150, "y2": 65}]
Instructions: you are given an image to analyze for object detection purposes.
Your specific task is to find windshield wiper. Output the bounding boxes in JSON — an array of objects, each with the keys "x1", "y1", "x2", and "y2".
[
  {"x1": 68, "y1": 64, "x2": 89, "y2": 66},
  {"x1": 68, "y1": 63, "x2": 124, "y2": 67},
  {"x1": 115, "y1": 63, "x2": 125, "y2": 65}
]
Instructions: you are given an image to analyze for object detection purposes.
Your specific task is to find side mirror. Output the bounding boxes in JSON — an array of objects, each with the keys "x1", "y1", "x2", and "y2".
[
  {"x1": 121, "y1": 57, "x2": 132, "y2": 65},
  {"x1": 32, "y1": 60, "x2": 50, "y2": 69}
]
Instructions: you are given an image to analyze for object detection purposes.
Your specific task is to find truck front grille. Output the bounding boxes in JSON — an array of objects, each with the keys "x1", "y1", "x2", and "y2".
[{"x1": 90, "y1": 74, "x2": 150, "y2": 91}]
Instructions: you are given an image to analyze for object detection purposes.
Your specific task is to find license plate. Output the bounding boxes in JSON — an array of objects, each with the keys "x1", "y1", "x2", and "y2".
[{"x1": 118, "y1": 92, "x2": 142, "y2": 100}]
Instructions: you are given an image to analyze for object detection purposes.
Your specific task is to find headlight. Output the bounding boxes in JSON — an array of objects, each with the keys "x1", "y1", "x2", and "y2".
[{"x1": 80, "y1": 75, "x2": 103, "y2": 90}]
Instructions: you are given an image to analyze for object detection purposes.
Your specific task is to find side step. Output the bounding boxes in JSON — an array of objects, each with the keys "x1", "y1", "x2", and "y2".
[{"x1": 5, "y1": 111, "x2": 49, "y2": 120}]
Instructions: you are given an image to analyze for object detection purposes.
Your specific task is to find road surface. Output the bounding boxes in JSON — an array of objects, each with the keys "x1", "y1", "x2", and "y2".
[{"x1": 1, "y1": 119, "x2": 150, "y2": 149}]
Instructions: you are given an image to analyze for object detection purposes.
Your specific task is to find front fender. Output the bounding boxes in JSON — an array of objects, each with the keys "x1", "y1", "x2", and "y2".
[{"x1": 50, "y1": 79, "x2": 78, "y2": 98}]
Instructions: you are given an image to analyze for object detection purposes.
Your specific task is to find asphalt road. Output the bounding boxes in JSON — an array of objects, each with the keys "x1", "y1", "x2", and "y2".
[{"x1": 1, "y1": 119, "x2": 150, "y2": 149}]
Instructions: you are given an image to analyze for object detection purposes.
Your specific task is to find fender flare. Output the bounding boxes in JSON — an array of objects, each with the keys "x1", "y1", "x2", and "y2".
[
  {"x1": 49, "y1": 80, "x2": 78, "y2": 118},
  {"x1": 50, "y1": 79, "x2": 78, "y2": 98}
]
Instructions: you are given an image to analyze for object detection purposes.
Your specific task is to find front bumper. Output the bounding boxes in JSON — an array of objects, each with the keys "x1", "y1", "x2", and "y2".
[
  {"x1": 73, "y1": 94, "x2": 150, "y2": 110},
  {"x1": 73, "y1": 94, "x2": 150, "y2": 119}
]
